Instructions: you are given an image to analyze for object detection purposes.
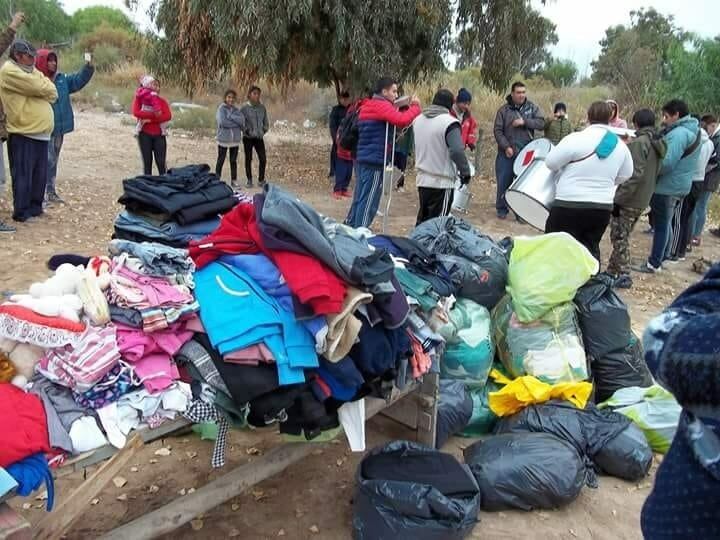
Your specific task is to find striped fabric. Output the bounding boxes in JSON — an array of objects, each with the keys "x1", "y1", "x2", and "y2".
[
  {"x1": 139, "y1": 300, "x2": 200, "y2": 333},
  {"x1": 39, "y1": 325, "x2": 121, "y2": 392}
]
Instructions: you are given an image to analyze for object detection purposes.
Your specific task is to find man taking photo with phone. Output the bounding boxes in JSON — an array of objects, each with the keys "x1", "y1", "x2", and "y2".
[{"x1": 34, "y1": 46, "x2": 94, "y2": 204}]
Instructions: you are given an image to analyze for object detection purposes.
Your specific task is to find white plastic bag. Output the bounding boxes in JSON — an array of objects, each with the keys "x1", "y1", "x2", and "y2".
[{"x1": 339, "y1": 399, "x2": 366, "y2": 452}]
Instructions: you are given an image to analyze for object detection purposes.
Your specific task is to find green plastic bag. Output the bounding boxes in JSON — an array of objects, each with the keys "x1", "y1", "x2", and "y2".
[
  {"x1": 492, "y1": 296, "x2": 588, "y2": 384},
  {"x1": 439, "y1": 298, "x2": 495, "y2": 385},
  {"x1": 460, "y1": 380, "x2": 500, "y2": 436},
  {"x1": 507, "y1": 233, "x2": 599, "y2": 323},
  {"x1": 599, "y1": 385, "x2": 681, "y2": 454}
]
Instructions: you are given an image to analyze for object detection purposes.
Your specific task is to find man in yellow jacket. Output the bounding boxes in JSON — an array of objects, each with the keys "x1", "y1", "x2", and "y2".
[{"x1": 0, "y1": 39, "x2": 57, "y2": 223}]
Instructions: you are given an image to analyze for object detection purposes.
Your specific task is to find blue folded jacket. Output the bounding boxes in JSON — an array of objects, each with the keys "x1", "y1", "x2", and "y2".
[{"x1": 195, "y1": 262, "x2": 318, "y2": 385}]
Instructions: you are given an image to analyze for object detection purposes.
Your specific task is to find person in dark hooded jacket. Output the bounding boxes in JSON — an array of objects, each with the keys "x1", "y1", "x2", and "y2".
[
  {"x1": 35, "y1": 48, "x2": 94, "y2": 204},
  {"x1": 640, "y1": 262, "x2": 720, "y2": 540},
  {"x1": 606, "y1": 109, "x2": 667, "y2": 288},
  {"x1": 493, "y1": 81, "x2": 544, "y2": 219}
]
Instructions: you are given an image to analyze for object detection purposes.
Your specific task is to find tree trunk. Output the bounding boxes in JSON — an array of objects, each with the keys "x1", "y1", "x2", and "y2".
[{"x1": 330, "y1": 68, "x2": 341, "y2": 104}]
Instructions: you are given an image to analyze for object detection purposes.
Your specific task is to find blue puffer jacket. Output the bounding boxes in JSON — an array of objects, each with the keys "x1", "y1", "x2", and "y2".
[
  {"x1": 655, "y1": 115, "x2": 702, "y2": 197},
  {"x1": 356, "y1": 95, "x2": 421, "y2": 168}
]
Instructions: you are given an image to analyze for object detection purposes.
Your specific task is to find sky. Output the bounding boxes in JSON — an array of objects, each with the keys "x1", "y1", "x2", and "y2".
[
  {"x1": 61, "y1": 0, "x2": 720, "y2": 75},
  {"x1": 533, "y1": 0, "x2": 719, "y2": 77}
]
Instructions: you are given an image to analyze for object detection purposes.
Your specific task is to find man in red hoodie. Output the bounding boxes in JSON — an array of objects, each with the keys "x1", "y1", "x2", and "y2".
[
  {"x1": 34, "y1": 48, "x2": 94, "y2": 204},
  {"x1": 345, "y1": 77, "x2": 421, "y2": 228},
  {"x1": 132, "y1": 75, "x2": 172, "y2": 175}
]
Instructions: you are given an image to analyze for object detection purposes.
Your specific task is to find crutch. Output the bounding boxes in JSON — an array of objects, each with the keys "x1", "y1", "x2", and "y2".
[{"x1": 381, "y1": 121, "x2": 397, "y2": 233}]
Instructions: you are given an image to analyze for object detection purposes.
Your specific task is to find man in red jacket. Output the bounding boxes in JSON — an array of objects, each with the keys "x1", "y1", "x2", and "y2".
[
  {"x1": 345, "y1": 77, "x2": 421, "y2": 228},
  {"x1": 451, "y1": 88, "x2": 478, "y2": 151},
  {"x1": 132, "y1": 75, "x2": 173, "y2": 175}
]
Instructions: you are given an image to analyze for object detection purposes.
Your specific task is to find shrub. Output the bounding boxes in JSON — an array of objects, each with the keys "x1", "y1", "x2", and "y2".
[
  {"x1": 77, "y1": 23, "x2": 139, "y2": 61},
  {"x1": 170, "y1": 107, "x2": 216, "y2": 133},
  {"x1": 92, "y1": 45, "x2": 123, "y2": 72}
]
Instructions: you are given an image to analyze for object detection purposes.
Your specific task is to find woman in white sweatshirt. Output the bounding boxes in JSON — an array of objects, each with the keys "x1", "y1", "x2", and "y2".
[{"x1": 544, "y1": 101, "x2": 634, "y2": 262}]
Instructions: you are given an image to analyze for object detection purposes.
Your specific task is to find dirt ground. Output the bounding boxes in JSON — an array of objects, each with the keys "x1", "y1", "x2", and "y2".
[{"x1": 2, "y1": 111, "x2": 718, "y2": 539}]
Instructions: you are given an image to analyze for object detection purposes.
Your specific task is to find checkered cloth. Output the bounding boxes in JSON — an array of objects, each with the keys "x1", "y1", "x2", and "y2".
[{"x1": 183, "y1": 399, "x2": 229, "y2": 468}]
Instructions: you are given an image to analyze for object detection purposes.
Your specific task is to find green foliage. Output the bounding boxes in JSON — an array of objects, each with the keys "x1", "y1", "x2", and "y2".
[
  {"x1": 0, "y1": 0, "x2": 73, "y2": 44},
  {"x1": 535, "y1": 58, "x2": 578, "y2": 88},
  {"x1": 591, "y1": 8, "x2": 687, "y2": 107},
  {"x1": 72, "y1": 6, "x2": 135, "y2": 35},
  {"x1": 92, "y1": 44, "x2": 122, "y2": 72},
  {"x1": 141, "y1": 0, "x2": 451, "y2": 97},
  {"x1": 77, "y1": 23, "x2": 139, "y2": 60},
  {"x1": 170, "y1": 106, "x2": 216, "y2": 133},
  {"x1": 657, "y1": 38, "x2": 720, "y2": 113},
  {"x1": 455, "y1": 0, "x2": 557, "y2": 93}
]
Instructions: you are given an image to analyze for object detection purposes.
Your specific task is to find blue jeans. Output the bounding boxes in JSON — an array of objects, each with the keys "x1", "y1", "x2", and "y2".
[
  {"x1": 691, "y1": 190, "x2": 711, "y2": 238},
  {"x1": 345, "y1": 165, "x2": 383, "y2": 228},
  {"x1": 495, "y1": 151, "x2": 515, "y2": 216},
  {"x1": 46, "y1": 134, "x2": 64, "y2": 196},
  {"x1": 334, "y1": 158, "x2": 353, "y2": 192},
  {"x1": 649, "y1": 194, "x2": 682, "y2": 268}
]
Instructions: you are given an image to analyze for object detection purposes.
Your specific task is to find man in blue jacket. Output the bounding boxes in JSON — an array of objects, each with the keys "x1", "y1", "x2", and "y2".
[
  {"x1": 35, "y1": 49, "x2": 94, "y2": 204},
  {"x1": 345, "y1": 77, "x2": 421, "y2": 228},
  {"x1": 640, "y1": 99, "x2": 702, "y2": 274}
]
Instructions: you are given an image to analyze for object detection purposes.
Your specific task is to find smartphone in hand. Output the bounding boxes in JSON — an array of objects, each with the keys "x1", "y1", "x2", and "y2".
[
  {"x1": 394, "y1": 95, "x2": 411, "y2": 109},
  {"x1": 84, "y1": 52, "x2": 92, "y2": 63}
]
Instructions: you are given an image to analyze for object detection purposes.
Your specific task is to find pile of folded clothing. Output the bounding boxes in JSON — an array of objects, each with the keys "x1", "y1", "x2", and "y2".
[
  {"x1": 2, "y1": 169, "x2": 516, "y2": 512},
  {"x1": 114, "y1": 164, "x2": 238, "y2": 247}
]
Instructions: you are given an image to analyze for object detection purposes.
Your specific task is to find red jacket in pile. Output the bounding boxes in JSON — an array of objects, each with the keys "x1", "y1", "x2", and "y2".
[
  {"x1": 0, "y1": 384, "x2": 51, "y2": 467},
  {"x1": 189, "y1": 204, "x2": 346, "y2": 314}
]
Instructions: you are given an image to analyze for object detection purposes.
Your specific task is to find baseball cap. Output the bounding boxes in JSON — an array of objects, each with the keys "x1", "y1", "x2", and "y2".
[{"x1": 11, "y1": 39, "x2": 37, "y2": 58}]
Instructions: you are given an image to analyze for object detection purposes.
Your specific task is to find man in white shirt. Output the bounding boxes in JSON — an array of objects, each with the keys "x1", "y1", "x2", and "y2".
[{"x1": 544, "y1": 101, "x2": 633, "y2": 262}]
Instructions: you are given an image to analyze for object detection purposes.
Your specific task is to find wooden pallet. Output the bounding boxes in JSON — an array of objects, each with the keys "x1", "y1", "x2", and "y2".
[{"x1": 6, "y1": 374, "x2": 438, "y2": 540}]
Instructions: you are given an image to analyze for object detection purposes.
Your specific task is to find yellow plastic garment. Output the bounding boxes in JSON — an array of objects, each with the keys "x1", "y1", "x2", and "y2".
[
  {"x1": 488, "y1": 369, "x2": 593, "y2": 417},
  {"x1": 507, "y1": 233, "x2": 599, "y2": 323}
]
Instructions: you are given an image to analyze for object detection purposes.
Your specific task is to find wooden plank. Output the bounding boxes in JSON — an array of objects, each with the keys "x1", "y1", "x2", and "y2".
[
  {"x1": 103, "y1": 386, "x2": 421, "y2": 540},
  {"x1": 380, "y1": 395, "x2": 419, "y2": 429},
  {"x1": 416, "y1": 373, "x2": 439, "y2": 448},
  {"x1": 0, "y1": 503, "x2": 31, "y2": 540},
  {"x1": 102, "y1": 442, "x2": 319, "y2": 540},
  {"x1": 34, "y1": 435, "x2": 144, "y2": 540}
]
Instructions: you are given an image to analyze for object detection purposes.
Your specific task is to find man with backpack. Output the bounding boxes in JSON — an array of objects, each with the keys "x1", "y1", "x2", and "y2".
[
  {"x1": 345, "y1": 77, "x2": 421, "y2": 228},
  {"x1": 639, "y1": 99, "x2": 703, "y2": 274},
  {"x1": 333, "y1": 93, "x2": 367, "y2": 199},
  {"x1": 328, "y1": 91, "x2": 351, "y2": 180}
]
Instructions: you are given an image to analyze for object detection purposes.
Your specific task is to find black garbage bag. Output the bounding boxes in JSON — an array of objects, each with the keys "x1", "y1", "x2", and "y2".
[
  {"x1": 436, "y1": 381, "x2": 473, "y2": 448},
  {"x1": 353, "y1": 441, "x2": 481, "y2": 540},
  {"x1": 410, "y1": 216, "x2": 508, "y2": 309},
  {"x1": 574, "y1": 274, "x2": 632, "y2": 359},
  {"x1": 464, "y1": 433, "x2": 586, "y2": 511},
  {"x1": 494, "y1": 400, "x2": 631, "y2": 458},
  {"x1": 594, "y1": 422, "x2": 653, "y2": 481},
  {"x1": 592, "y1": 335, "x2": 653, "y2": 403}
]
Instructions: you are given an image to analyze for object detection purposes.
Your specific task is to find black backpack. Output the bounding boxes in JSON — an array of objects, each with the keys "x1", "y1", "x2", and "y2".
[
  {"x1": 705, "y1": 131, "x2": 720, "y2": 192},
  {"x1": 338, "y1": 105, "x2": 361, "y2": 152}
]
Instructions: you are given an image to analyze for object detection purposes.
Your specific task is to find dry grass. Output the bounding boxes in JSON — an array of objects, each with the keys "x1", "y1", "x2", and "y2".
[{"x1": 410, "y1": 69, "x2": 613, "y2": 133}]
